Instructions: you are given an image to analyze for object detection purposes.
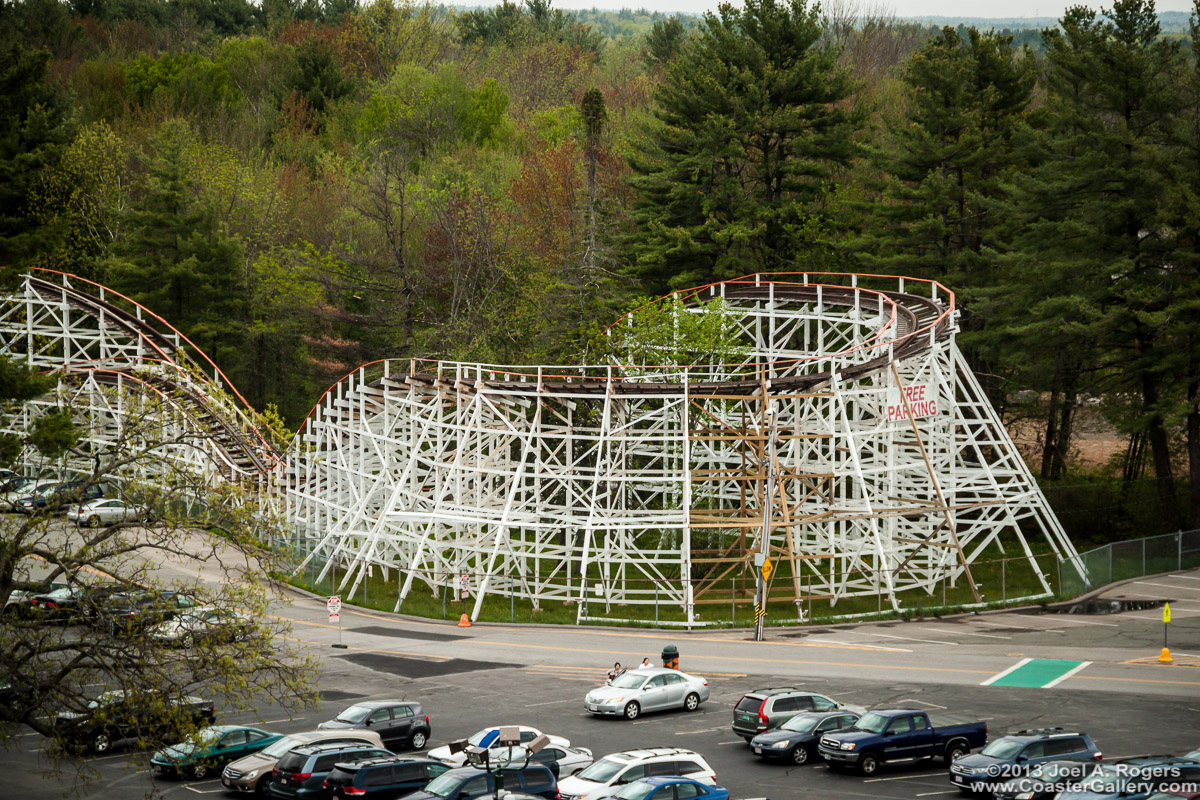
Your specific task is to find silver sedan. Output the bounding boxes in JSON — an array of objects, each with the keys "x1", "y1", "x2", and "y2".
[
  {"x1": 67, "y1": 498, "x2": 150, "y2": 527},
  {"x1": 584, "y1": 667, "x2": 710, "y2": 720}
]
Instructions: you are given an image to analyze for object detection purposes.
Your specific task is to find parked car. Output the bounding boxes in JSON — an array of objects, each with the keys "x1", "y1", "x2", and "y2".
[
  {"x1": 9, "y1": 480, "x2": 63, "y2": 512},
  {"x1": 950, "y1": 729, "x2": 1101, "y2": 792},
  {"x1": 497, "y1": 744, "x2": 594, "y2": 778},
  {"x1": 222, "y1": 730, "x2": 385, "y2": 795},
  {"x1": 599, "y1": 776, "x2": 730, "y2": 800},
  {"x1": 991, "y1": 759, "x2": 1103, "y2": 800},
  {"x1": 98, "y1": 589, "x2": 199, "y2": 632},
  {"x1": 13, "y1": 480, "x2": 105, "y2": 514},
  {"x1": 428, "y1": 727, "x2": 570, "y2": 769},
  {"x1": 557, "y1": 748, "x2": 717, "y2": 800},
  {"x1": 317, "y1": 700, "x2": 432, "y2": 751},
  {"x1": 584, "y1": 668, "x2": 710, "y2": 720},
  {"x1": 267, "y1": 741, "x2": 393, "y2": 800},
  {"x1": 732, "y1": 687, "x2": 866, "y2": 740},
  {"x1": 1056, "y1": 760, "x2": 1200, "y2": 800},
  {"x1": 150, "y1": 725, "x2": 282, "y2": 779},
  {"x1": 150, "y1": 606, "x2": 254, "y2": 647},
  {"x1": 53, "y1": 689, "x2": 216, "y2": 754},
  {"x1": 322, "y1": 755, "x2": 451, "y2": 800},
  {"x1": 750, "y1": 710, "x2": 860, "y2": 765},
  {"x1": 67, "y1": 497, "x2": 152, "y2": 527},
  {"x1": 0, "y1": 477, "x2": 47, "y2": 509},
  {"x1": 28, "y1": 586, "x2": 87, "y2": 621},
  {"x1": 818, "y1": 709, "x2": 989, "y2": 776},
  {"x1": 3, "y1": 581, "x2": 67, "y2": 616},
  {"x1": 397, "y1": 764, "x2": 557, "y2": 800}
]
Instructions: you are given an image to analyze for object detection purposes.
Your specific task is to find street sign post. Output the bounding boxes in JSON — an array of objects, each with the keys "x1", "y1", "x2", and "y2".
[
  {"x1": 1160, "y1": 602, "x2": 1172, "y2": 663},
  {"x1": 328, "y1": 596, "x2": 345, "y2": 649}
]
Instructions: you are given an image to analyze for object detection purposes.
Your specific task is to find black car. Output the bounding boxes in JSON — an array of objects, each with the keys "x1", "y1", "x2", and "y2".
[
  {"x1": 992, "y1": 759, "x2": 1101, "y2": 800},
  {"x1": 750, "y1": 710, "x2": 861, "y2": 765},
  {"x1": 400, "y1": 765, "x2": 557, "y2": 800},
  {"x1": 269, "y1": 742, "x2": 394, "y2": 800},
  {"x1": 323, "y1": 755, "x2": 450, "y2": 800},
  {"x1": 98, "y1": 589, "x2": 199, "y2": 633},
  {"x1": 13, "y1": 481, "x2": 105, "y2": 514},
  {"x1": 318, "y1": 701, "x2": 431, "y2": 751},
  {"x1": 53, "y1": 689, "x2": 216, "y2": 754},
  {"x1": 28, "y1": 586, "x2": 87, "y2": 622}
]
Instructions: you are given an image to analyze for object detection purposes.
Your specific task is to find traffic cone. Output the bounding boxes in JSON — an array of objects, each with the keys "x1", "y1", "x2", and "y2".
[
  {"x1": 1159, "y1": 647, "x2": 1173, "y2": 664},
  {"x1": 458, "y1": 613, "x2": 471, "y2": 628}
]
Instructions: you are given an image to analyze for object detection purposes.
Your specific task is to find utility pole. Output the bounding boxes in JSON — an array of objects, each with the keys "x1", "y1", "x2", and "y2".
[{"x1": 755, "y1": 410, "x2": 778, "y2": 642}]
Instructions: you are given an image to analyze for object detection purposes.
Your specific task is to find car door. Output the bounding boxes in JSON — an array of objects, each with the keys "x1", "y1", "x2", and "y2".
[
  {"x1": 366, "y1": 707, "x2": 396, "y2": 748},
  {"x1": 518, "y1": 766, "x2": 556, "y2": 800},
  {"x1": 614, "y1": 765, "x2": 646, "y2": 789},
  {"x1": 882, "y1": 715, "x2": 914, "y2": 760},
  {"x1": 663, "y1": 673, "x2": 687, "y2": 706},
  {"x1": 908, "y1": 713, "x2": 934, "y2": 756},
  {"x1": 642, "y1": 675, "x2": 669, "y2": 711},
  {"x1": 1017, "y1": 742, "x2": 1047, "y2": 773},
  {"x1": 459, "y1": 775, "x2": 490, "y2": 799},
  {"x1": 647, "y1": 785, "x2": 676, "y2": 800},
  {"x1": 216, "y1": 730, "x2": 250, "y2": 765},
  {"x1": 675, "y1": 784, "x2": 706, "y2": 800},
  {"x1": 384, "y1": 705, "x2": 413, "y2": 748}
]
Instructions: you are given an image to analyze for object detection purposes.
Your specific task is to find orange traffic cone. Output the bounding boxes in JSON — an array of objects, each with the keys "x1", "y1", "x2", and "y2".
[{"x1": 458, "y1": 614, "x2": 472, "y2": 628}]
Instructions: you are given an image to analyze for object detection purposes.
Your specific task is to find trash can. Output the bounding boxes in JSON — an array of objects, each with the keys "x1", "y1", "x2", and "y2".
[{"x1": 661, "y1": 644, "x2": 679, "y2": 670}]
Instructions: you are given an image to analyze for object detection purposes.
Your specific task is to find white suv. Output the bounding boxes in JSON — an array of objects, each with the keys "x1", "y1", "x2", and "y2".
[{"x1": 557, "y1": 748, "x2": 716, "y2": 800}]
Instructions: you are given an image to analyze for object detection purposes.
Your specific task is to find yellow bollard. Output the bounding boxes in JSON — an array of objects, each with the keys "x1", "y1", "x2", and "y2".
[{"x1": 1158, "y1": 647, "x2": 1173, "y2": 664}]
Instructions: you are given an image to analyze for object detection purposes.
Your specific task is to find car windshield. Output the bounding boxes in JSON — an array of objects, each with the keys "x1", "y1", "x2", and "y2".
[
  {"x1": 781, "y1": 716, "x2": 820, "y2": 733},
  {"x1": 35, "y1": 484, "x2": 60, "y2": 497},
  {"x1": 45, "y1": 588, "x2": 75, "y2": 600},
  {"x1": 260, "y1": 735, "x2": 307, "y2": 758},
  {"x1": 612, "y1": 782, "x2": 658, "y2": 800},
  {"x1": 577, "y1": 758, "x2": 625, "y2": 782},
  {"x1": 610, "y1": 673, "x2": 646, "y2": 690},
  {"x1": 851, "y1": 713, "x2": 888, "y2": 734},
  {"x1": 423, "y1": 773, "x2": 464, "y2": 798},
  {"x1": 1, "y1": 478, "x2": 32, "y2": 492},
  {"x1": 335, "y1": 705, "x2": 374, "y2": 724},
  {"x1": 981, "y1": 740, "x2": 1025, "y2": 759},
  {"x1": 1080, "y1": 767, "x2": 1125, "y2": 793}
]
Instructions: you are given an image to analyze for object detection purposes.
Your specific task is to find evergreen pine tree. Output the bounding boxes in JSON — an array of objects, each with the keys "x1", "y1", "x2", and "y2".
[{"x1": 624, "y1": 0, "x2": 858, "y2": 292}]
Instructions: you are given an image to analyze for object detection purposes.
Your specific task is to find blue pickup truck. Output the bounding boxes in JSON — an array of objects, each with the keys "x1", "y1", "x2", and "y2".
[{"x1": 818, "y1": 709, "x2": 989, "y2": 776}]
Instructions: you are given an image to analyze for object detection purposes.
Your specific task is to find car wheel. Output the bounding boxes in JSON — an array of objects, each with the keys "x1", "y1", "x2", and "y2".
[
  {"x1": 88, "y1": 514, "x2": 101, "y2": 528},
  {"x1": 683, "y1": 692, "x2": 700, "y2": 711},
  {"x1": 256, "y1": 777, "x2": 271, "y2": 797},
  {"x1": 623, "y1": 701, "x2": 641, "y2": 720},
  {"x1": 858, "y1": 753, "x2": 879, "y2": 776},
  {"x1": 945, "y1": 744, "x2": 968, "y2": 765},
  {"x1": 411, "y1": 730, "x2": 427, "y2": 750},
  {"x1": 190, "y1": 763, "x2": 208, "y2": 780},
  {"x1": 180, "y1": 633, "x2": 194, "y2": 648},
  {"x1": 791, "y1": 745, "x2": 810, "y2": 765},
  {"x1": 90, "y1": 732, "x2": 111, "y2": 754}
]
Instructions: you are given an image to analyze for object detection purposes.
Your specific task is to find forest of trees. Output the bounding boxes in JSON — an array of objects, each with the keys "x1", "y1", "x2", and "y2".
[{"x1": 3, "y1": 0, "x2": 1200, "y2": 537}]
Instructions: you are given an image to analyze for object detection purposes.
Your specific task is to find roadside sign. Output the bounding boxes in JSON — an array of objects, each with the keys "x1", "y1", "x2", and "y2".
[
  {"x1": 1164, "y1": 602, "x2": 1171, "y2": 623},
  {"x1": 762, "y1": 557, "x2": 774, "y2": 582},
  {"x1": 460, "y1": 574, "x2": 470, "y2": 600},
  {"x1": 327, "y1": 595, "x2": 341, "y2": 622}
]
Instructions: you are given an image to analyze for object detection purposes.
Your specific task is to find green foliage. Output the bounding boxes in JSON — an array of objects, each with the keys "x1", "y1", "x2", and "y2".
[
  {"x1": 604, "y1": 296, "x2": 750, "y2": 368},
  {"x1": 123, "y1": 52, "x2": 239, "y2": 113},
  {"x1": 357, "y1": 63, "x2": 511, "y2": 149},
  {"x1": 625, "y1": 0, "x2": 860, "y2": 292},
  {"x1": 644, "y1": 15, "x2": 687, "y2": 65},
  {"x1": 0, "y1": 43, "x2": 72, "y2": 269}
]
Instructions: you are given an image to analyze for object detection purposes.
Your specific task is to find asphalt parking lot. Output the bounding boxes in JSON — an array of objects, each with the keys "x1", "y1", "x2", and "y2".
[{"x1": 6, "y1": 645, "x2": 1198, "y2": 800}]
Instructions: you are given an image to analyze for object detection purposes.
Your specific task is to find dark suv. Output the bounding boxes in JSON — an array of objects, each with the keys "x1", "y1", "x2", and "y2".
[
  {"x1": 269, "y1": 742, "x2": 393, "y2": 800},
  {"x1": 732, "y1": 687, "x2": 865, "y2": 740},
  {"x1": 13, "y1": 481, "x2": 104, "y2": 514},
  {"x1": 401, "y1": 765, "x2": 557, "y2": 800},
  {"x1": 950, "y1": 728, "x2": 1101, "y2": 793},
  {"x1": 53, "y1": 689, "x2": 216, "y2": 754},
  {"x1": 323, "y1": 755, "x2": 449, "y2": 799},
  {"x1": 317, "y1": 701, "x2": 432, "y2": 751}
]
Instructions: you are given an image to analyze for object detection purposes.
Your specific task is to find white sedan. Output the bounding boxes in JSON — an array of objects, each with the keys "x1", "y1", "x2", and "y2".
[
  {"x1": 67, "y1": 498, "x2": 151, "y2": 527},
  {"x1": 428, "y1": 726, "x2": 571, "y2": 767},
  {"x1": 150, "y1": 606, "x2": 252, "y2": 647},
  {"x1": 584, "y1": 667, "x2": 710, "y2": 720}
]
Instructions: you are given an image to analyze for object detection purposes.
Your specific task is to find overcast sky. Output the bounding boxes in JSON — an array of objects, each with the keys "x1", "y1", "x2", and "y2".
[{"x1": 549, "y1": 0, "x2": 1194, "y2": 21}]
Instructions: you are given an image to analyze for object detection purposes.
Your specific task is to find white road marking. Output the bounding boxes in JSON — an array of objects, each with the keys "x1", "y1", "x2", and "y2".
[
  {"x1": 860, "y1": 632, "x2": 959, "y2": 646},
  {"x1": 811, "y1": 637, "x2": 914, "y2": 652},
  {"x1": 1131, "y1": 581, "x2": 1200, "y2": 593},
  {"x1": 1008, "y1": 614, "x2": 1117, "y2": 627},
  {"x1": 913, "y1": 627, "x2": 1011, "y2": 640},
  {"x1": 526, "y1": 698, "x2": 577, "y2": 707},
  {"x1": 716, "y1": 741, "x2": 746, "y2": 746},
  {"x1": 674, "y1": 726, "x2": 726, "y2": 735},
  {"x1": 980, "y1": 658, "x2": 1033, "y2": 686},
  {"x1": 259, "y1": 718, "x2": 293, "y2": 724},
  {"x1": 865, "y1": 773, "x2": 937, "y2": 782},
  {"x1": 1042, "y1": 661, "x2": 1092, "y2": 689},
  {"x1": 894, "y1": 698, "x2": 947, "y2": 709},
  {"x1": 917, "y1": 791, "x2": 961, "y2": 796}
]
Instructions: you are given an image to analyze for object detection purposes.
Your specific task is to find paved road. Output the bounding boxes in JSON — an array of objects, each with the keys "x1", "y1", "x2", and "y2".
[{"x1": 7, "y1": 559, "x2": 1199, "y2": 800}]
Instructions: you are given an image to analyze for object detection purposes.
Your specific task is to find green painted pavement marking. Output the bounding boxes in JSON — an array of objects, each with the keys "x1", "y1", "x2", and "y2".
[{"x1": 981, "y1": 658, "x2": 1091, "y2": 688}]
